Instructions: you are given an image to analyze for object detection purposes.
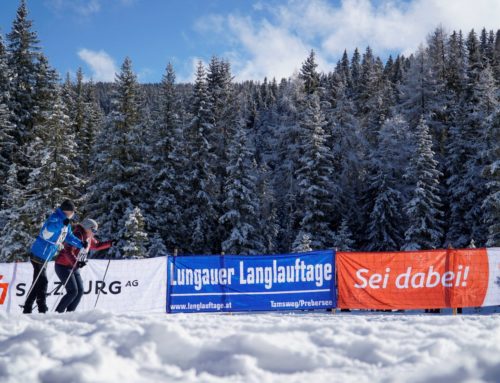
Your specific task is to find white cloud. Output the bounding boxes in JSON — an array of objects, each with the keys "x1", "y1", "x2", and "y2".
[
  {"x1": 77, "y1": 49, "x2": 117, "y2": 82},
  {"x1": 195, "y1": 0, "x2": 500, "y2": 81}
]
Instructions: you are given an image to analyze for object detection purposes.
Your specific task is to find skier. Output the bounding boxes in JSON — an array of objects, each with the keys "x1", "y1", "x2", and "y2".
[
  {"x1": 54, "y1": 218, "x2": 113, "y2": 313},
  {"x1": 23, "y1": 200, "x2": 87, "y2": 314}
]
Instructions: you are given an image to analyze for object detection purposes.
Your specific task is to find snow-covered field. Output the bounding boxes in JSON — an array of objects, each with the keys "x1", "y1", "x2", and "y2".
[{"x1": 1, "y1": 310, "x2": 500, "y2": 383}]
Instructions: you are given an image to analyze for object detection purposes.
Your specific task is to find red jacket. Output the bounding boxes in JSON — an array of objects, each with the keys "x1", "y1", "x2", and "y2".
[{"x1": 55, "y1": 224, "x2": 112, "y2": 268}]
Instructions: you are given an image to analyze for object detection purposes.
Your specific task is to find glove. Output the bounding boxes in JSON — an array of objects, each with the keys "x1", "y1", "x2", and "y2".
[
  {"x1": 82, "y1": 240, "x2": 89, "y2": 249},
  {"x1": 77, "y1": 261, "x2": 87, "y2": 268},
  {"x1": 63, "y1": 218, "x2": 71, "y2": 226}
]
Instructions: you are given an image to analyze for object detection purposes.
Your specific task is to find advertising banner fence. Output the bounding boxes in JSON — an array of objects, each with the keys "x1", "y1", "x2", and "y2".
[
  {"x1": 337, "y1": 248, "x2": 500, "y2": 310},
  {"x1": 0, "y1": 256, "x2": 166, "y2": 314},
  {"x1": 167, "y1": 250, "x2": 336, "y2": 313}
]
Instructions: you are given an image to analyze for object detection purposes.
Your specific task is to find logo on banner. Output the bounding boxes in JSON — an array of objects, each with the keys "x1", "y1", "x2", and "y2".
[
  {"x1": 0, "y1": 275, "x2": 9, "y2": 305},
  {"x1": 14, "y1": 279, "x2": 139, "y2": 297}
]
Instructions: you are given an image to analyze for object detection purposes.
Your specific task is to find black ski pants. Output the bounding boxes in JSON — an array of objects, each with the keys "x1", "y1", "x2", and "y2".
[{"x1": 23, "y1": 258, "x2": 49, "y2": 313}]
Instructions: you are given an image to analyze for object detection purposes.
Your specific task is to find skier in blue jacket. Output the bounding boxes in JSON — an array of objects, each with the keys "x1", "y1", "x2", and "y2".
[{"x1": 23, "y1": 200, "x2": 88, "y2": 313}]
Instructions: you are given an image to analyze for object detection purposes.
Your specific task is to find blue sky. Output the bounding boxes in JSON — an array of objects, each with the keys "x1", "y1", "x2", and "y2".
[{"x1": 1, "y1": 0, "x2": 499, "y2": 83}]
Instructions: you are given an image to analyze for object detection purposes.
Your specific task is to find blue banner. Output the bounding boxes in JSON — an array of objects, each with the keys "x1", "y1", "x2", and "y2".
[{"x1": 167, "y1": 250, "x2": 336, "y2": 313}]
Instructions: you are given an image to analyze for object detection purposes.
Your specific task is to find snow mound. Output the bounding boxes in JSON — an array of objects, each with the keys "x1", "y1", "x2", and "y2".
[{"x1": 0, "y1": 311, "x2": 500, "y2": 382}]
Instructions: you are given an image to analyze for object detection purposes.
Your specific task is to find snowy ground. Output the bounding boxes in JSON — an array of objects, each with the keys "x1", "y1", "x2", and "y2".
[{"x1": 1, "y1": 310, "x2": 500, "y2": 383}]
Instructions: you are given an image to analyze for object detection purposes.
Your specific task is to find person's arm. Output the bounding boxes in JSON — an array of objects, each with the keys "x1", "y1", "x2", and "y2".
[
  {"x1": 90, "y1": 237, "x2": 113, "y2": 251},
  {"x1": 64, "y1": 225, "x2": 85, "y2": 249},
  {"x1": 45, "y1": 213, "x2": 63, "y2": 233},
  {"x1": 66, "y1": 231, "x2": 84, "y2": 265}
]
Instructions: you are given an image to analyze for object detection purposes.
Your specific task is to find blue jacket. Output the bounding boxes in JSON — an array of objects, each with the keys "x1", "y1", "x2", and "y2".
[{"x1": 31, "y1": 208, "x2": 84, "y2": 262}]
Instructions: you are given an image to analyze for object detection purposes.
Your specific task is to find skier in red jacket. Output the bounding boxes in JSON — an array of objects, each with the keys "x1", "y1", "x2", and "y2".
[{"x1": 54, "y1": 218, "x2": 113, "y2": 313}]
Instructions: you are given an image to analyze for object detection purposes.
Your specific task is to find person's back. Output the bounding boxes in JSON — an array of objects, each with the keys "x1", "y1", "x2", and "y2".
[{"x1": 22, "y1": 200, "x2": 84, "y2": 314}]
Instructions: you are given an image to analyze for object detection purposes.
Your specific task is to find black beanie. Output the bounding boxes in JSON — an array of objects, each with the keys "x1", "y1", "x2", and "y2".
[{"x1": 60, "y1": 199, "x2": 75, "y2": 212}]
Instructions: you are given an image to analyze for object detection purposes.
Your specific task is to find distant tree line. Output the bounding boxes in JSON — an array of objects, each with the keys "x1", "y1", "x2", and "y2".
[{"x1": 0, "y1": 0, "x2": 499, "y2": 261}]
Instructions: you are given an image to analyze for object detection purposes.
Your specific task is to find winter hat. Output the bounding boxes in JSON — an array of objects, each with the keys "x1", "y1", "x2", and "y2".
[
  {"x1": 81, "y1": 218, "x2": 98, "y2": 231},
  {"x1": 60, "y1": 199, "x2": 75, "y2": 212}
]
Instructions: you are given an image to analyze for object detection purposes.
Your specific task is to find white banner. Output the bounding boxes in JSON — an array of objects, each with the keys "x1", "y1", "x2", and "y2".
[
  {"x1": 0, "y1": 257, "x2": 166, "y2": 314},
  {"x1": 483, "y1": 248, "x2": 500, "y2": 307}
]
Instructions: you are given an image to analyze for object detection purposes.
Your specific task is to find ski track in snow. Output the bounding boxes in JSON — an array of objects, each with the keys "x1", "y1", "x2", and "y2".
[{"x1": 0, "y1": 311, "x2": 500, "y2": 383}]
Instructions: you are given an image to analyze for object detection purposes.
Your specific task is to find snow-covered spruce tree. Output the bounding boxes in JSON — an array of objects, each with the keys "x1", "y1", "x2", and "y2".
[
  {"x1": 151, "y1": 62, "x2": 185, "y2": 251},
  {"x1": 147, "y1": 232, "x2": 168, "y2": 258},
  {"x1": 19, "y1": 56, "x2": 82, "y2": 226},
  {"x1": 366, "y1": 175, "x2": 405, "y2": 251},
  {"x1": 206, "y1": 57, "x2": 237, "y2": 250},
  {"x1": 0, "y1": 164, "x2": 32, "y2": 261},
  {"x1": 273, "y1": 78, "x2": 302, "y2": 252},
  {"x1": 363, "y1": 115, "x2": 410, "y2": 251},
  {"x1": 326, "y1": 67, "x2": 365, "y2": 247},
  {"x1": 61, "y1": 73, "x2": 76, "y2": 128},
  {"x1": 293, "y1": 50, "x2": 337, "y2": 250},
  {"x1": 120, "y1": 206, "x2": 148, "y2": 259},
  {"x1": 256, "y1": 162, "x2": 279, "y2": 254},
  {"x1": 81, "y1": 79, "x2": 103, "y2": 177},
  {"x1": 355, "y1": 47, "x2": 390, "y2": 145},
  {"x1": 74, "y1": 68, "x2": 86, "y2": 140},
  {"x1": 333, "y1": 218, "x2": 355, "y2": 251},
  {"x1": 219, "y1": 118, "x2": 263, "y2": 255},
  {"x1": 183, "y1": 62, "x2": 218, "y2": 254},
  {"x1": 482, "y1": 111, "x2": 500, "y2": 246},
  {"x1": 292, "y1": 232, "x2": 312, "y2": 253},
  {"x1": 88, "y1": 57, "x2": 145, "y2": 257},
  {"x1": 403, "y1": 117, "x2": 444, "y2": 250},
  {"x1": 0, "y1": 34, "x2": 17, "y2": 205},
  {"x1": 7, "y1": 0, "x2": 40, "y2": 154},
  {"x1": 446, "y1": 31, "x2": 498, "y2": 247},
  {"x1": 493, "y1": 30, "x2": 500, "y2": 84}
]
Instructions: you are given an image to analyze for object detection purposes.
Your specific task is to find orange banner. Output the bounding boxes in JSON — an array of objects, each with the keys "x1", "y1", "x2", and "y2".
[{"x1": 337, "y1": 249, "x2": 489, "y2": 310}]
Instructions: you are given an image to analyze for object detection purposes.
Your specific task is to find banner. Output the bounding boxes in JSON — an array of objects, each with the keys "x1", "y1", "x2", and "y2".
[
  {"x1": 337, "y1": 248, "x2": 500, "y2": 310},
  {"x1": 167, "y1": 250, "x2": 336, "y2": 313},
  {"x1": 0, "y1": 257, "x2": 166, "y2": 314}
]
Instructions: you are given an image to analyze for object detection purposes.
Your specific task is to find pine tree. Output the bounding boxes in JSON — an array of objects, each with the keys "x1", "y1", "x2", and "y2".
[
  {"x1": 333, "y1": 219, "x2": 355, "y2": 251},
  {"x1": 219, "y1": 119, "x2": 262, "y2": 254},
  {"x1": 88, "y1": 57, "x2": 145, "y2": 257},
  {"x1": 273, "y1": 79, "x2": 302, "y2": 252},
  {"x1": 12, "y1": 56, "x2": 82, "y2": 243},
  {"x1": 206, "y1": 57, "x2": 237, "y2": 250},
  {"x1": 482, "y1": 111, "x2": 500, "y2": 246},
  {"x1": 300, "y1": 50, "x2": 320, "y2": 95},
  {"x1": 82, "y1": 79, "x2": 103, "y2": 176},
  {"x1": 292, "y1": 232, "x2": 312, "y2": 253},
  {"x1": 446, "y1": 33, "x2": 498, "y2": 247},
  {"x1": 7, "y1": 0, "x2": 40, "y2": 150},
  {"x1": 363, "y1": 115, "x2": 410, "y2": 251},
  {"x1": 0, "y1": 34, "x2": 16, "y2": 205},
  {"x1": 403, "y1": 118, "x2": 444, "y2": 250},
  {"x1": 121, "y1": 206, "x2": 148, "y2": 258},
  {"x1": 183, "y1": 62, "x2": 218, "y2": 253},
  {"x1": 151, "y1": 63, "x2": 184, "y2": 250},
  {"x1": 0, "y1": 164, "x2": 32, "y2": 261},
  {"x1": 366, "y1": 175, "x2": 405, "y2": 251},
  {"x1": 147, "y1": 232, "x2": 168, "y2": 258},
  {"x1": 74, "y1": 68, "x2": 86, "y2": 139}
]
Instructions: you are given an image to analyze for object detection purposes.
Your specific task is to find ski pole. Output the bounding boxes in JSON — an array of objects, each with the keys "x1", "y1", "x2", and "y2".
[
  {"x1": 94, "y1": 256, "x2": 112, "y2": 309},
  {"x1": 22, "y1": 225, "x2": 69, "y2": 311},
  {"x1": 51, "y1": 248, "x2": 88, "y2": 312}
]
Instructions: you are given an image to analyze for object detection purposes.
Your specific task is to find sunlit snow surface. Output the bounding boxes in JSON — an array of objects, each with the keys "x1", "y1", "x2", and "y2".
[{"x1": 1, "y1": 309, "x2": 500, "y2": 383}]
